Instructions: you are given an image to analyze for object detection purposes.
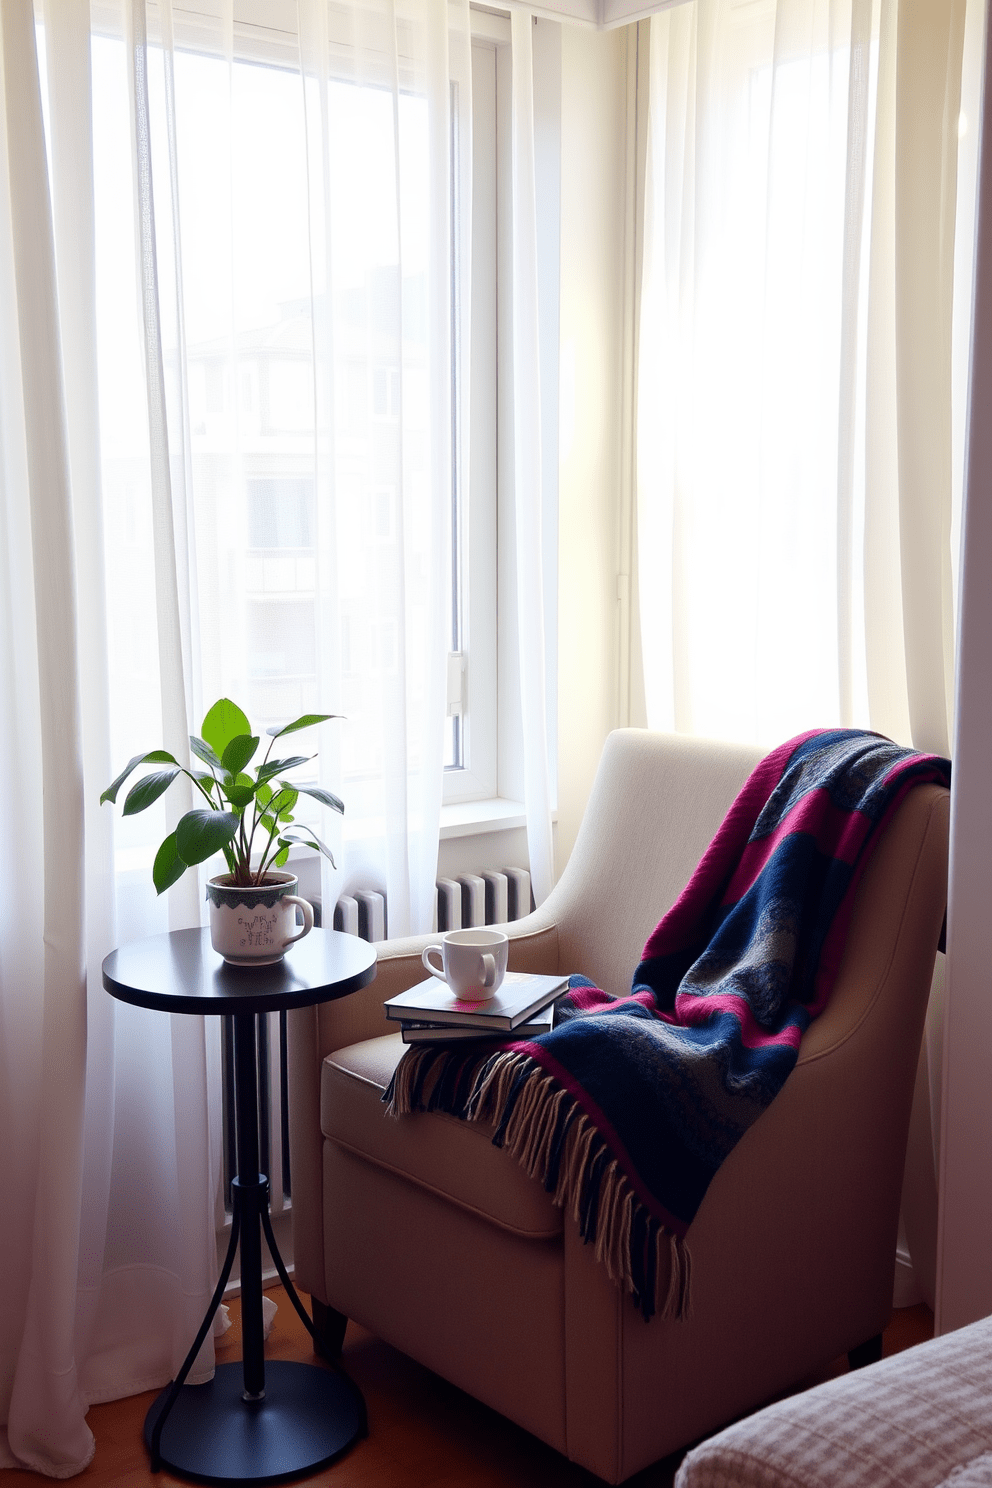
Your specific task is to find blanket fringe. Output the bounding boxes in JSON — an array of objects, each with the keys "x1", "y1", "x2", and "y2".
[{"x1": 384, "y1": 1045, "x2": 691, "y2": 1322}]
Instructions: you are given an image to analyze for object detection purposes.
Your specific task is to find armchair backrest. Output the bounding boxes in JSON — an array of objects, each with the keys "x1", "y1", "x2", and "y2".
[
  {"x1": 537, "y1": 728, "x2": 948, "y2": 1031},
  {"x1": 543, "y1": 729, "x2": 763, "y2": 996}
]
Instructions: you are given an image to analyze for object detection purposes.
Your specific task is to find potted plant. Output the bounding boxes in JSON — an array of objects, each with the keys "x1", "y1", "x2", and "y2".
[{"x1": 101, "y1": 698, "x2": 343, "y2": 965}]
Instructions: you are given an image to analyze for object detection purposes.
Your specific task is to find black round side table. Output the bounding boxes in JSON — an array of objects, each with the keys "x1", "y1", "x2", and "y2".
[{"x1": 102, "y1": 926, "x2": 377, "y2": 1485}]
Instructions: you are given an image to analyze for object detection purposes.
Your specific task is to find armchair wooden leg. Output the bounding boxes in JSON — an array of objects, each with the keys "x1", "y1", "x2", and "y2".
[
  {"x1": 848, "y1": 1333, "x2": 883, "y2": 1370},
  {"x1": 311, "y1": 1298, "x2": 348, "y2": 1359}
]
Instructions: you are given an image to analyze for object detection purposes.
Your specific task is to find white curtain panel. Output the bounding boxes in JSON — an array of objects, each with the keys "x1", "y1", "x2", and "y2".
[
  {"x1": 510, "y1": 9, "x2": 556, "y2": 908},
  {"x1": 0, "y1": 0, "x2": 471, "y2": 1472},
  {"x1": 0, "y1": 0, "x2": 92, "y2": 1473},
  {"x1": 637, "y1": 0, "x2": 979, "y2": 1308},
  {"x1": 638, "y1": 0, "x2": 973, "y2": 752},
  {"x1": 295, "y1": 0, "x2": 472, "y2": 935}
]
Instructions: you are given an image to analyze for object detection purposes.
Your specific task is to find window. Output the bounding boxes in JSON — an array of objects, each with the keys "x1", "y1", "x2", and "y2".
[
  {"x1": 247, "y1": 480, "x2": 315, "y2": 550},
  {"x1": 443, "y1": 24, "x2": 501, "y2": 802},
  {"x1": 91, "y1": 0, "x2": 503, "y2": 845},
  {"x1": 372, "y1": 366, "x2": 401, "y2": 420}
]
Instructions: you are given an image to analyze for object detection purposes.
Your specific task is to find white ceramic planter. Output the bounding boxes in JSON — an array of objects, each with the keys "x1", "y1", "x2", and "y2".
[{"x1": 206, "y1": 871, "x2": 314, "y2": 966}]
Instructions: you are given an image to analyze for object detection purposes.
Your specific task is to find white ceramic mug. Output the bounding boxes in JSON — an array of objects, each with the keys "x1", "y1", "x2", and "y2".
[
  {"x1": 421, "y1": 928, "x2": 509, "y2": 1000},
  {"x1": 206, "y1": 872, "x2": 314, "y2": 966}
]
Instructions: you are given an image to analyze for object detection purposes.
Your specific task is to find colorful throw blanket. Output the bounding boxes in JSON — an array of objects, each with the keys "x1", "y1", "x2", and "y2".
[{"x1": 385, "y1": 730, "x2": 951, "y2": 1321}]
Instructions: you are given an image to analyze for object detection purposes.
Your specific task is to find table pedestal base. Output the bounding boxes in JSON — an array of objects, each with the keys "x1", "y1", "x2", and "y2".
[{"x1": 144, "y1": 1360, "x2": 365, "y2": 1485}]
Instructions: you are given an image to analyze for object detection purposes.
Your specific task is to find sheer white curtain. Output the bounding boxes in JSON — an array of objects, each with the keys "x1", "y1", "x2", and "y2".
[
  {"x1": 637, "y1": 0, "x2": 981, "y2": 1307},
  {"x1": 510, "y1": 9, "x2": 555, "y2": 908},
  {"x1": 0, "y1": 0, "x2": 94, "y2": 1472},
  {"x1": 295, "y1": 0, "x2": 472, "y2": 934},
  {"x1": 0, "y1": 0, "x2": 469, "y2": 1473}
]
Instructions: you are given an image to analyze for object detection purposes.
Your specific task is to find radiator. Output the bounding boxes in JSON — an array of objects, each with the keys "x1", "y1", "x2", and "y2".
[
  {"x1": 331, "y1": 889, "x2": 387, "y2": 941},
  {"x1": 435, "y1": 867, "x2": 532, "y2": 931},
  {"x1": 330, "y1": 867, "x2": 532, "y2": 941}
]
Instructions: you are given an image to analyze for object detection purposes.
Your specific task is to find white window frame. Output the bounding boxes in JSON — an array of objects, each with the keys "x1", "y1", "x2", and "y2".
[
  {"x1": 444, "y1": 10, "x2": 560, "y2": 828},
  {"x1": 92, "y1": 0, "x2": 558, "y2": 836},
  {"x1": 442, "y1": 19, "x2": 504, "y2": 806}
]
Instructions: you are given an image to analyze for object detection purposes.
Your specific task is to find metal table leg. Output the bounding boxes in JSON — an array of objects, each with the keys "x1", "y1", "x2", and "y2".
[{"x1": 144, "y1": 1012, "x2": 365, "y2": 1484}]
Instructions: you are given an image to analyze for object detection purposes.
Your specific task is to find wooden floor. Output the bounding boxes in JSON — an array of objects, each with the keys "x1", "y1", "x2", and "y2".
[{"x1": 5, "y1": 1291, "x2": 933, "y2": 1488}]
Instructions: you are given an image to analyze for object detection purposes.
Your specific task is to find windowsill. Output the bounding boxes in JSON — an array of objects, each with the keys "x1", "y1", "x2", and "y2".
[
  {"x1": 439, "y1": 796, "x2": 527, "y2": 839},
  {"x1": 272, "y1": 798, "x2": 532, "y2": 862}
]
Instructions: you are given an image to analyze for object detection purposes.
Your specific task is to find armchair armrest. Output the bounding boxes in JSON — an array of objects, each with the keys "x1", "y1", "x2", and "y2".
[{"x1": 288, "y1": 913, "x2": 561, "y2": 1303}]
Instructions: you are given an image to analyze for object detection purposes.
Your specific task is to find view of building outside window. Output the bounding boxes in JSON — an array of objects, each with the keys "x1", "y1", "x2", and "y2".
[{"x1": 91, "y1": 27, "x2": 462, "y2": 875}]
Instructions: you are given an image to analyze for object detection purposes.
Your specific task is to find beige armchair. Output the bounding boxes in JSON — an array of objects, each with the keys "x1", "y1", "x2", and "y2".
[{"x1": 287, "y1": 728, "x2": 949, "y2": 1484}]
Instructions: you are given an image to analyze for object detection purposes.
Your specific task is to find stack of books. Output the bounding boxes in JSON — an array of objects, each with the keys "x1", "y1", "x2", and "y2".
[{"x1": 383, "y1": 971, "x2": 569, "y2": 1043}]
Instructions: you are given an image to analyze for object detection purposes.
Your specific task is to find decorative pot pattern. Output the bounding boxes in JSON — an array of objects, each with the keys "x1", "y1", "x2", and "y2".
[{"x1": 207, "y1": 872, "x2": 314, "y2": 966}]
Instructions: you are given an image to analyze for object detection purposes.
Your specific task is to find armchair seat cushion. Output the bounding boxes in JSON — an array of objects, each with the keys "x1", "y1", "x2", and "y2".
[{"x1": 320, "y1": 1033, "x2": 563, "y2": 1239}]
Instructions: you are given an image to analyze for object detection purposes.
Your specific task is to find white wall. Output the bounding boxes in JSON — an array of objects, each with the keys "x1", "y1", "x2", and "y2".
[
  {"x1": 556, "y1": 21, "x2": 630, "y2": 875},
  {"x1": 936, "y1": 0, "x2": 992, "y2": 1335}
]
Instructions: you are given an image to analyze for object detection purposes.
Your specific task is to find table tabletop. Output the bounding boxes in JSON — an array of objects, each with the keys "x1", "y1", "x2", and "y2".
[{"x1": 102, "y1": 926, "x2": 377, "y2": 1016}]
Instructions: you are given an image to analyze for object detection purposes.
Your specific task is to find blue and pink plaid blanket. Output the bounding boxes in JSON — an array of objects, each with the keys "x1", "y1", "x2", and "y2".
[{"x1": 386, "y1": 730, "x2": 950, "y2": 1319}]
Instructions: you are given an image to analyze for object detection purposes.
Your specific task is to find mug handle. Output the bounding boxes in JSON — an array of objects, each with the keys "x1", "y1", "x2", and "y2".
[
  {"x1": 422, "y1": 944, "x2": 447, "y2": 980},
  {"x1": 481, "y1": 953, "x2": 496, "y2": 988},
  {"x1": 281, "y1": 896, "x2": 314, "y2": 948}
]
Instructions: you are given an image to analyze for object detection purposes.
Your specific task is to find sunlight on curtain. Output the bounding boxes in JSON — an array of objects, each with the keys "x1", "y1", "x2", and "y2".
[
  {"x1": 509, "y1": 9, "x2": 555, "y2": 907},
  {"x1": 0, "y1": 0, "x2": 470, "y2": 1472},
  {"x1": 636, "y1": 0, "x2": 981, "y2": 1315},
  {"x1": 0, "y1": 0, "x2": 91, "y2": 1472},
  {"x1": 93, "y1": 0, "x2": 469, "y2": 940},
  {"x1": 637, "y1": 0, "x2": 976, "y2": 757}
]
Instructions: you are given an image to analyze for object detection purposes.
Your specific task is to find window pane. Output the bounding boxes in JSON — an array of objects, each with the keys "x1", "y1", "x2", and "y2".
[
  {"x1": 246, "y1": 601, "x2": 316, "y2": 680},
  {"x1": 247, "y1": 479, "x2": 315, "y2": 549},
  {"x1": 93, "y1": 16, "x2": 471, "y2": 842}
]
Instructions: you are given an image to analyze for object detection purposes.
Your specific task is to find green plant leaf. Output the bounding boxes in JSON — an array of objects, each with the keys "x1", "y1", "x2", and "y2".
[
  {"x1": 255, "y1": 755, "x2": 312, "y2": 785},
  {"x1": 273, "y1": 846, "x2": 290, "y2": 868},
  {"x1": 270, "y1": 786, "x2": 298, "y2": 815},
  {"x1": 282, "y1": 827, "x2": 336, "y2": 868},
  {"x1": 221, "y1": 734, "x2": 259, "y2": 775},
  {"x1": 101, "y1": 750, "x2": 178, "y2": 805},
  {"x1": 223, "y1": 783, "x2": 257, "y2": 811},
  {"x1": 297, "y1": 784, "x2": 345, "y2": 815},
  {"x1": 222, "y1": 771, "x2": 255, "y2": 801},
  {"x1": 189, "y1": 735, "x2": 223, "y2": 771},
  {"x1": 193, "y1": 770, "x2": 217, "y2": 793},
  {"x1": 175, "y1": 809, "x2": 239, "y2": 866},
  {"x1": 122, "y1": 767, "x2": 181, "y2": 816},
  {"x1": 152, "y1": 832, "x2": 186, "y2": 894},
  {"x1": 278, "y1": 812, "x2": 295, "y2": 824},
  {"x1": 201, "y1": 699, "x2": 252, "y2": 759},
  {"x1": 265, "y1": 713, "x2": 340, "y2": 739},
  {"x1": 256, "y1": 782, "x2": 273, "y2": 809},
  {"x1": 259, "y1": 813, "x2": 276, "y2": 834}
]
